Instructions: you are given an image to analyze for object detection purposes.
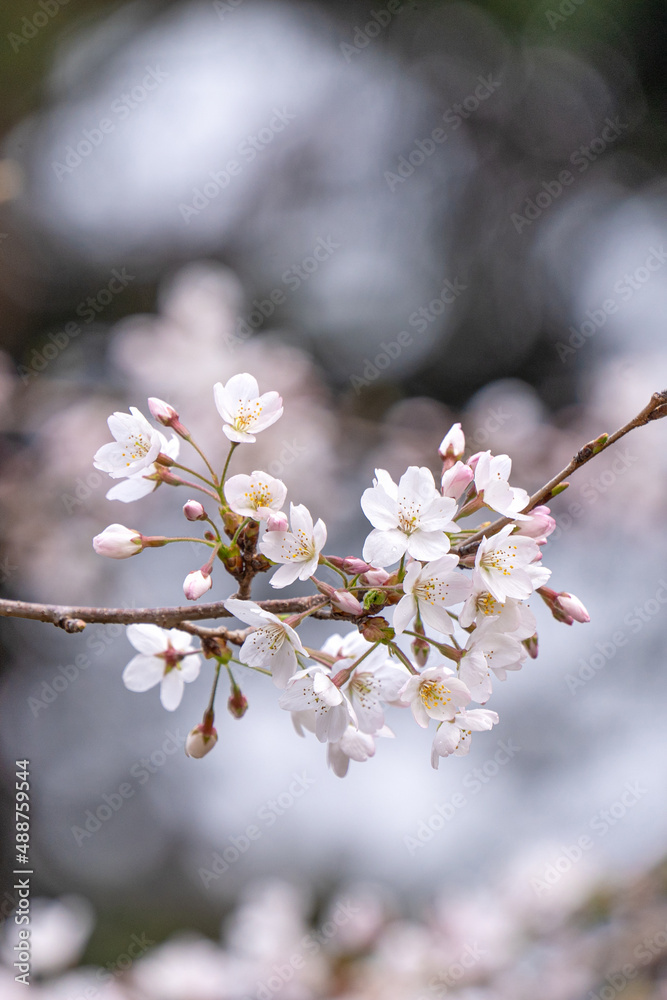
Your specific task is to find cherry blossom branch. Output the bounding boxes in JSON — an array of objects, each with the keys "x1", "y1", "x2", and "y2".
[
  {"x1": 0, "y1": 594, "x2": 334, "y2": 631},
  {"x1": 455, "y1": 389, "x2": 667, "y2": 557}
]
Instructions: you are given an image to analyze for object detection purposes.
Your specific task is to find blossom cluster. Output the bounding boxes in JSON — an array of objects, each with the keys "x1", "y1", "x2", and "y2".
[{"x1": 91, "y1": 373, "x2": 589, "y2": 775}]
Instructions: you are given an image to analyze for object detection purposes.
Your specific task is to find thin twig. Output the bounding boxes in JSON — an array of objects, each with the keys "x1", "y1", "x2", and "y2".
[{"x1": 455, "y1": 389, "x2": 667, "y2": 557}]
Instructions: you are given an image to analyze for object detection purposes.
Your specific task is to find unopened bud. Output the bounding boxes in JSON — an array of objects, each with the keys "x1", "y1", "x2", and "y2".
[
  {"x1": 148, "y1": 397, "x2": 179, "y2": 424},
  {"x1": 438, "y1": 422, "x2": 465, "y2": 469},
  {"x1": 362, "y1": 567, "x2": 391, "y2": 586},
  {"x1": 342, "y1": 557, "x2": 374, "y2": 574},
  {"x1": 555, "y1": 591, "x2": 590, "y2": 624},
  {"x1": 147, "y1": 397, "x2": 190, "y2": 437},
  {"x1": 228, "y1": 687, "x2": 248, "y2": 718},
  {"x1": 514, "y1": 505, "x2": 555, "y2": 542},
  {"x1": 333, "y1": 590, "x2": 364, "y2": 615},
  {"x1": 441, "y1": 461, "x2": 474, "y2": 499},
  {"x1": 183, "y1": 570, "x2": 212, "y2": 601},
  {"x1": 185, "y1": 723, "x2": 218, "y2": 758},
  {"x1": 183, "y1": 500, "x2": 207, "y2": 521},
  {"x1": 266, "y1": 511, "x2": 289, "y2": 532},
  {"x1": 360, "y1": 616, "x2": 395, "y2": 643},
  {"x1": 92, "y1": 524, "x2": 144, "y2": 559},
  {"x1": 411, "y1": 632, "x2": 430, "y2": 667}
]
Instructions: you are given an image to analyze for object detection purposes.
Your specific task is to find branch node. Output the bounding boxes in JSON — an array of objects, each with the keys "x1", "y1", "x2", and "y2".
[{"x1": 57, "y1": 617, "x2": 87, "y2": 633}]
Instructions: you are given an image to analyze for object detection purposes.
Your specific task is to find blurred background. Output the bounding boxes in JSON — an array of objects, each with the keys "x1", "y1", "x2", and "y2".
[{"x1": 0, "y1": 0, "x2": 667, "y2": 996}]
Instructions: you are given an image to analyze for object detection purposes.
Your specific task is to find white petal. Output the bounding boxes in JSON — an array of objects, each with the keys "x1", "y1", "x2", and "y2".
[
  {"x1": 160, "y1": 671, "x2": 185, "y2": 711},
  {"x1": 392, "y1": 595, "x2": 417, "y2": 635},
  {"x1": 362, "y1": 528, "x2": 407, "y2": 568},
  {"x1": 126, "y1": 624, "x2": 167, "y2": 655},
  {"x1": 360, "y1": 484, "x2": 398, "y2": 531},
  {"x1": 178, "y1": 655, "x2": 201, "y2": 683},
  {"x1": 106, "y1": 476, "x2": 156, "y2": 502},
  {"x1": 122, "y1": 654, "x2": 164, "y2": 692},
  {"x1": 406, "y1": 530, "x2": 451, "y2": 561}
]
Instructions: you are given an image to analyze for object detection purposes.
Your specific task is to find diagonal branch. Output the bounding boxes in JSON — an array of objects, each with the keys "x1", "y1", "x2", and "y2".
[{"x1": 454, "y1": 389, "x2": 667, "y2": 557}]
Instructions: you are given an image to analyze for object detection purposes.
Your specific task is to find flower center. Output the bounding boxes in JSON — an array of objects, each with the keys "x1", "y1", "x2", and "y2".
[{"x1": 420, "y1": 680, "x2": 451, "y2": 711}]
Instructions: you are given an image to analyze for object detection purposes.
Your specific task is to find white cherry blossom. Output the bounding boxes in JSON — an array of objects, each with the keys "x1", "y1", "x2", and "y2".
[
  {"x1": 93, "y1": 407, "x2": 162, "y2": 480},
  {"x1": 278, "y1": 668, "x2": 356, "y2": 743},
  {"x1": 213, "y1": 373, "x2": 283, "y2": 443},
  {"x1": 393, "y1": 555, "x2": 472, "y2": 635},
  {"x1": 399, "y1": 666, "x2": 471, "y2": 727},
  {"x1": 320, "y1": 632, "x2": 409, "y2": 734},
  {"x1": 459, "y1": 624, "x2": 527, "y2": 703},
  {"x1": 459, "y1": 571, "x2": 537, "y2": 635},
  {"x1": 259, "y1": 502, "x2": 327, "y2": 588},
  {"x1": 431, "y1": 709, "x2": 499, "y2": 767},
  {"x1": 224, "y1": 471, "x2": 287, "y2": 520},
  {"x1": 224, "y1": 598, "x2": 306, "y2": 689},
  {"x1": 475, "y1": 525, "x2": 550, "y2": 603},
  {"x1": 122, "y1": 625, "x2": 201, "y2": 711},
  {"x1": 361, "y1": 466, "x2": 458, "y2": 568},
  {"x1": 474, "y1": 451, "x2": 531, "y2": 520},
  {"x1": 105, "y1": 432, "x2": 180, "y2": 503}
]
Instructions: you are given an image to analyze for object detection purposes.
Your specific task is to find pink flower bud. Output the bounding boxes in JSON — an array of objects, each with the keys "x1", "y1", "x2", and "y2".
[
  {"x1": 438, "y1": 422, "x2": 465, "y2": 464},
  {"x1": 342, "y1": 557, "x2": 374, "y2": 574},
  {"x1": 93, "y1": 524, "x2": 143, "y2": 559},
  {"x1": 183, "y1": 570, "x2": 212, "y2": 601},
  {"x1": 332, "y1": 590, "x2": 365, "y2": 615},
  {"x1": 515, "y1": 505, "x2": 556, "y2": 541},
  {"x1": 148, "y1": 397, "x2": 179, "y2": 424},
  {"x1": 441, "y1": 461, "x2": 474, "y2": 499},
  {"x1": 183, "y1": 500, "x2": 206, "y2": 521},
  {"x1": 266, "y1": 511, "x2": 289, "y2": 532},
  {"x1": 555, "y1": 591, "x2": 590, "y2": 624},
  {"x1": 363, "y1": 568, "x2": 390, "y2": 586},
  {"x1": 466, "y1": 451, "x2": 483, "y2": 472},
  {"x1": 185, "y1": 724, "x2": 218, "y2": 758},
  {"x1": 228, "y1": 688, "x2": 248, "y2": 719}
]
